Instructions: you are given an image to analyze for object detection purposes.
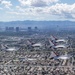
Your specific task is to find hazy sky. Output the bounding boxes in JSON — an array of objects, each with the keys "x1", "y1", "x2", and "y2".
[{"x1": 0, "y1": 0, "x2": 75, "y2": 21}]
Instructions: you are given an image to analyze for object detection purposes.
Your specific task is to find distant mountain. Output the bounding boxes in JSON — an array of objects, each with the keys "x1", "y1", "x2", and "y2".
[{"x1": 0, "y1": 20, "x2": 75, "y2": 30}]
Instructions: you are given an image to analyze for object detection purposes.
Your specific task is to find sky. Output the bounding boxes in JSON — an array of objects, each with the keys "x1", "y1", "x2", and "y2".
[{"x1": 0, "y1": 0, "x2": 75, "y2": 21}]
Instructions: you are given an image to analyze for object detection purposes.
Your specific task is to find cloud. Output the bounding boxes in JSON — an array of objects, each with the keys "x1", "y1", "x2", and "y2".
[
  {"x1": 7, "y1": 2, "x2": 75, "y2": 20},
  {"x1": 1, "y1": 0, "x2": 12, "y2": 8},
  {"x1": 43, "y1": 3, "x2": 75, "y2": 19},
  {"x1": 0, "y1": 7, "x2": 3, "y2": 10},
  {"x1": 18, "y1": 0, "x2": 59, "y2": 7}
]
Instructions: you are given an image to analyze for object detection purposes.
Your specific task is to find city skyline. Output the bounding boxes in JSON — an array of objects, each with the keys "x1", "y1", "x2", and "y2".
[{"x1": 0, "y1": 0, "x2": 75, "y2": 21}]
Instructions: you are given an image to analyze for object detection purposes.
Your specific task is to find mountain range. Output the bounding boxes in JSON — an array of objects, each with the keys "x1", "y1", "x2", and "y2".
[{"x1": 0, "y1": 20, "x2": 75, "y2": 30}]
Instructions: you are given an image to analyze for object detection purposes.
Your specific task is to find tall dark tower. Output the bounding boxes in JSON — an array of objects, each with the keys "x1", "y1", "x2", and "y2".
[
  {"x1": 5, "y1": 27, "x2": 9, "y2": 31},
  {"x1": 34, "y1": 26, "x2": 38, "y2": 32},
  {"x1": 16, "y1": 27, "x2": 20, "y2": 32},
  {"x1": 34, "y1": 26, "x2": 38, "y2": 30},
  {"x1": 28, "y1": 27, "x2": 32, "y2": 32}
]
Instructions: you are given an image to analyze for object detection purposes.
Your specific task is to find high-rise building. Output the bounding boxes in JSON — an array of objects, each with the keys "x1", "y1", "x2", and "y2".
[
  {"x1": 16, "y1": 27, "x2": 20, "y2": 32},
  {"x1": 5, "y1": 27, "x2": 14, "y2": 32},
  {"x1": 5, "y1": 27, "x2": 9, "y2": 31},
  {"x1": 28, "y1": 27, "x2": 32, "y2": 32},
  {"x1": 9, "y1": 27, "x2": 14, "y2": 31},
  {"x1": 34, "y1": 26, "x2": 38, "y2": 30},
  {"x1": 34, "y1": 26, "x2": 38, "y2": 32}
]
